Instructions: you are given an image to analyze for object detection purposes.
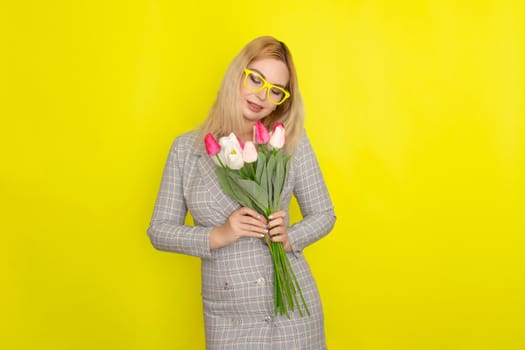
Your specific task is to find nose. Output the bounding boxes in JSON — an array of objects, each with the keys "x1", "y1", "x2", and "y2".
[{"x1": 255, "y1": 87, "x2": 268, "y2": 101}]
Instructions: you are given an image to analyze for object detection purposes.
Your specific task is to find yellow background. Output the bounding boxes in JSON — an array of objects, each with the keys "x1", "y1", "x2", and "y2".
[{"x1": 1, "y1": 1, "x2": 524, "y2": 349}]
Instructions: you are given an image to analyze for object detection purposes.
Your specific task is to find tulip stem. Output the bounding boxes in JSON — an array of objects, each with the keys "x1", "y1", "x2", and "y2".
[
  {"x1": 249, "y1": 163, "x2": 256, "y2": 181},
  {"x1": 215, "y1": 154, "x2": 226, "y2": 169}
]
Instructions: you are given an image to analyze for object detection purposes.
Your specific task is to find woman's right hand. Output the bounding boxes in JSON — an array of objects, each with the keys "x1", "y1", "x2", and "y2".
[{"x1": 210, "y1": 207, "x2": 268, "y2": 250}]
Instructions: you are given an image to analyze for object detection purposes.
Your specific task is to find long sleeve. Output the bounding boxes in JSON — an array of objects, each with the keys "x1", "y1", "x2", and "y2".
[
  {"x1": 147, "y1": 136, "x2": 213, "y2": 258},
  {"x1": 288, "y1": 133, "x2": 336, "y2": 253}
]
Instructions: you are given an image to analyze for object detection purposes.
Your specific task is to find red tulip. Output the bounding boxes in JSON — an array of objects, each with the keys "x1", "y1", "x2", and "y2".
[
  {"x1": 204, "y1": 133, "x2": 221, "y2": 156},
  {"x1": 254, "y1": 121, "x2": 270, "y2": 144}
]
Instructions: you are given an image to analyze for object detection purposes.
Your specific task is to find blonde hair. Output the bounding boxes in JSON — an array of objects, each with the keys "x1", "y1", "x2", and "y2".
[{"x1": 201, "y1": 36, "x2": 304, "y2": 153}]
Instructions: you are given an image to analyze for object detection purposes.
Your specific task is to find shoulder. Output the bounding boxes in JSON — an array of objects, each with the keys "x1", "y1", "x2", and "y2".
[
  {"x1": 173, "y1": 130, "x2": 201, "y2": 148},
  {"x1": 167, "y1": 130, "x2": 206, "y2": 171},
  {"x1": 171, "y1": 130, "x2": 205, "y2": 155},
  {"x1": 290, "y1": 129, "x2": 324, "y2": 173},
  {"x1": 293, "y1": 129, "x2": 315, "y2": 158}
]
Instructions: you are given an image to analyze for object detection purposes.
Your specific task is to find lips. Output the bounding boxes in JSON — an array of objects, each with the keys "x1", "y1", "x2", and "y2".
[{"x1": 247, "y1": 100, "x2": 263, "y2": 113}]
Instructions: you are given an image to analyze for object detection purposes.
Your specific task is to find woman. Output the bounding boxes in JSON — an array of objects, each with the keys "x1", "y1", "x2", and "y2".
[{"x1": 147, "y1": 36, "x2": 336, "y2": 349}]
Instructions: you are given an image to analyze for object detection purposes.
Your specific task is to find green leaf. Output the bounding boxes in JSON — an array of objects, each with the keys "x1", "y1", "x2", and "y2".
[
  {"x1": 283, "y1": 154, "x2": 291, "y2": 176},
  {"x1": 234, "y1": 178, "x2": 269, "y2": 212},
  {"x1": 273, "y1": 151, "x2": 285, "y2": 210},
  {"x1": 255, "y1": 151, "x2": 266, "y2": 183},
  {"x1": 266, "y1": 154, "x2": 276, "y2": 210},
  {"x1": 216, "y1": 168, "x2": 254, "y2": 208},
  {"x1": 245, "y1": 162, "x2": 254, "y2": 180},
  {"x1": 229, "y1": 177, "x2": 255, "y2": 208},
  {"x1": 216, "y1": 168, "x2": 236, "y2": 199}
]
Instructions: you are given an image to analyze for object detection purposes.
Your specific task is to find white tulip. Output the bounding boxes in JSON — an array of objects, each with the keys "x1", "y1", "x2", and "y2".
[{"x1": 218, "y1": 133, "x2": 245, "y2": 170}]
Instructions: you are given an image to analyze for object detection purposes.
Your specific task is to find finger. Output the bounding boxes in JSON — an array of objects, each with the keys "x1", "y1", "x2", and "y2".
[
  {"x1": 238, "y1": 225, "x2": 267, "y2": 238},
  {"x1": 245, "y1": 231, "x2": 266, "y2": 239},
  {"x1": 229, "y1": 212, "x2": 264, "y2": 228},
  {"x1": 238, "y1": 207, "x2": 267, "y2": 223},
  {"x1": 240, "y1": 216, "x2": 268, "y2": 228},
  {"x1": 240, "y1": 223, "x2": 268, "y2": 235},
  {"x1": 268, "y1": 217, "x2": 285, "y2": 230},
  {"x1": 270, "y1": 232, "x2": 289, "y2": 245},
  {"x1": 268, "y1": 211, "x2": 286, "y2": 220},
  {"x1": 268, "y1": 225, "x2": 287, "y2": 237},
  {"x1": 271, "y1": 234, "x2": 285, "y2": 243}
]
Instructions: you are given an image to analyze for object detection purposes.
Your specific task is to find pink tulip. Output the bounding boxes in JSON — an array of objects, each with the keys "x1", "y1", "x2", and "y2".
[
  {"x1": 242, "y1": 141, "x2": 258, "y2": 163},
  {"x1": 269, "y1": 123, "x2": 286, "y2": 149},
  {"x1": 204, "y1": 133, "x2": 221, "y2": 156},
  {"x1": 254, "y1": 121, "x2": 270, "y2": 144}
]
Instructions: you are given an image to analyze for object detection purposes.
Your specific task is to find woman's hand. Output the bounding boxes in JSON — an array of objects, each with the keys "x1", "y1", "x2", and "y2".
[
  {"x1": 210, "y1": 207, "x2": 268, "y2": 250},
  {"x1": 267, "y1": 210, "x2": 292, "y2": 252}
]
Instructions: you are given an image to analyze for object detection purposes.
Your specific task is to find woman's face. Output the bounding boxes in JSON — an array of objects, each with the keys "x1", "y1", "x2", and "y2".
[{"x1": 240, "y1": 58, "x2": 290, "y2": 122}]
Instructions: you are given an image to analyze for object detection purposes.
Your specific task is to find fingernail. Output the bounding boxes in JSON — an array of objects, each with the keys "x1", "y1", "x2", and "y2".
[{"x1": 268, "y1": 214, "x2": 273, "y2": 219}]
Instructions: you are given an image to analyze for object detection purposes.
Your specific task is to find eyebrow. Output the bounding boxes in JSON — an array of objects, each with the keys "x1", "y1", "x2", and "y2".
[{"x1": 247, "y1": 67, "x2": 288, "y2": 89}]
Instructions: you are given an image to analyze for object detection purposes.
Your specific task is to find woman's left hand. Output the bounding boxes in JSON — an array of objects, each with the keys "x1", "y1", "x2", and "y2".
[{"x1": 268, "y1": 210, "x2": 292, "y2": 252}]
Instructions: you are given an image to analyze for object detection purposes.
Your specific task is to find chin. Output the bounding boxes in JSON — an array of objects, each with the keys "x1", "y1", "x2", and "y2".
[
  {"x1": 242, "y1": 110, "x2": 267, "y2": 122},
  {"x1": 243, "y1": 116, "x2": 264, "y2": 124}
]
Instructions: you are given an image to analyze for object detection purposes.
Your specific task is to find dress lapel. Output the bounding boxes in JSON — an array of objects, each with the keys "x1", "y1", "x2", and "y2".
[{"x1": 195, "y1": 149, "x2": 241, "y2": 217}]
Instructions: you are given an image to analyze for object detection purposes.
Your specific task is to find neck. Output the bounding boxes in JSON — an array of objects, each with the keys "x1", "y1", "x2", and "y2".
[
  {"x1": 238, "y1": 131, "x2": 253, "y2": 144},
  {"x1": 239, "y1": 120, "x2": 256, "y2": 144}
]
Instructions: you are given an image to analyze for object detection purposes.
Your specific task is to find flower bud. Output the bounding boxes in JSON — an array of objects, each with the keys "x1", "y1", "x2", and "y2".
[
  {"x1": 219, "y1": 133, "x2": 244, "y2": 170},
  {"x1": 204, "y1": 133, "x2": 221, "y2": 155},
  {"x1": 242, "y1": 141, "x2": 258, "y2": 163},
  {"x1": 254, "y1": 121, "x2": 270, "y2": 144},
  {"x1": 269, "y1": 123, "x2": 286, "y2": 149}
]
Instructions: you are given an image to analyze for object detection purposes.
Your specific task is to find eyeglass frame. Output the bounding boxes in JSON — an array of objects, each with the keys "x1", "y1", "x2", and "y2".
[{"x1": 243, "y1": 68, "x2": 291, "y2": 105}]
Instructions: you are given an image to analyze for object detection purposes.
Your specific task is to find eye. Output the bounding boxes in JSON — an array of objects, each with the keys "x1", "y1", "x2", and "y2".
[
  {"x1": 249, "y1": 73, "x2": 263, "y2": 86},
  {"x1": 270, "y1": 88, "x2": 284, "y2": 97}
]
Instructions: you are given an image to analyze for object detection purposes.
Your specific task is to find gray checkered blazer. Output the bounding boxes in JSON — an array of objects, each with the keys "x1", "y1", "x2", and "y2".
[{"x1": 148, "y1": 130, "x2": 336, "y2": 349}]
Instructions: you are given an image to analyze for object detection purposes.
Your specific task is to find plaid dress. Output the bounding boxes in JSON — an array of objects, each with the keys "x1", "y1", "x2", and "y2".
[{"x1": 148, "y1": 130, "x2": 336, "y2": 349}]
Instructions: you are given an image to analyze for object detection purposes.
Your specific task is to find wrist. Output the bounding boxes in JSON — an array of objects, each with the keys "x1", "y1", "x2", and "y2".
[{"x1": 210, "y1": 225, "x2": 227, "y2": 250}]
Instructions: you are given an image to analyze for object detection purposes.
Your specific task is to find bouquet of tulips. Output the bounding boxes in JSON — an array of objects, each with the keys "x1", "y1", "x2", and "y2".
[{"x1": 204, "y1": 121, "x2": 310, "y2": 318}]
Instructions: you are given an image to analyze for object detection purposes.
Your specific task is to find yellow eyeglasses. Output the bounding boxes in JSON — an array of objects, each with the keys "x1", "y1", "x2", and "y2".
[{"x1": 243, "y1": 68, "x2": 291, "y2": 105}]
